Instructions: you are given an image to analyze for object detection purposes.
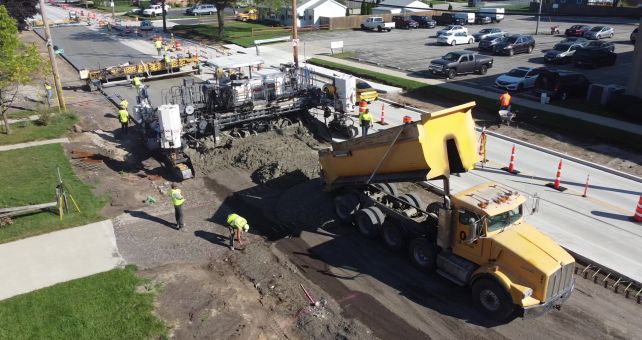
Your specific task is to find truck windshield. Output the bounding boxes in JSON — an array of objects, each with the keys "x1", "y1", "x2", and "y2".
[
  {"x1": 442, "y1": 53, "x2": 460, "y2": 61},
  {"x1": 486, "y1": 206, "x2": 522, "y2": 232}
]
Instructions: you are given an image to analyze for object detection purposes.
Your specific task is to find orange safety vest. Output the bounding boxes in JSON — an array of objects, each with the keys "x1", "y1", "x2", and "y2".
[
  {"x1": 499, "y1": 93, "x2": 511, "y2": 107},
  {"x1": 358, "y1": 100, "x2": 367, "y2": 114}
]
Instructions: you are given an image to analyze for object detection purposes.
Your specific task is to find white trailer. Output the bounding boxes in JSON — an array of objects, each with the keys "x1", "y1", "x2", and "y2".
[{"x1": 479, "y1": 8, "x2": 504, "y2": 22}]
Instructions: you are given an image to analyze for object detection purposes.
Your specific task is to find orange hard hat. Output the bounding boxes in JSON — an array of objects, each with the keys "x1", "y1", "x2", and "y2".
[{"x1": 402, "y1": 116, "x2": 412, "y2": 124}]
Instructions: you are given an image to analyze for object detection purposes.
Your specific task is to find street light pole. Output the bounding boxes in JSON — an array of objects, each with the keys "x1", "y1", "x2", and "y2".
[
  {"x1": 38, "y1": 0, "x2": 66, "y2": 112},
  {"x1": 535, "y1": 0, "x2": 543, "y2": 35},
  {"x1": 292, "y1": 0, "x2": 299, "y2": 67}
]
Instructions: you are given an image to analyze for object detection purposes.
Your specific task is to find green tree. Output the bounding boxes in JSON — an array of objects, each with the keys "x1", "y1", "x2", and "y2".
[
  {"x1": 360, "y1": 1, "x2": 366, "y2": 15},
  {"x1": 0, "y1": 0, "x2": 38, "y2": 29},
  {"x1": 0, "y1": 5, "x2": 44, "y2": 134},
  {"x1": 345, "y1": 6, "x2": 350, "y2": 16},
  {"x1": 201, "y1": 0, "x2": 239, "y2": 37}
]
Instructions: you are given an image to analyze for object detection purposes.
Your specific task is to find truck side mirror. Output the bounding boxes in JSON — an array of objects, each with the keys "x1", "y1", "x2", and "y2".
[
  {"x1": 530, "y1": 194, "x2": 540, "y2": 215},
  {"x1": 465, "y1": 218, "x2": 478, "y2": 244}
]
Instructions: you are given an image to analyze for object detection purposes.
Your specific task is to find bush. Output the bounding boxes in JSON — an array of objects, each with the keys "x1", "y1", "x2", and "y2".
[{"x1": 36, "y1": 110, "x2": 52, "y2": 126}]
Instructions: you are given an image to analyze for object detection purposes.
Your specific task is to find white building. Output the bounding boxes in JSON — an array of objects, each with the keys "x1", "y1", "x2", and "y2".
[
  {"x1": 258, "y1": 0, "x2": 347, "y2": 27},
  {"x1": 377, "y1": 0, "x2": 432, "y2": 13}
]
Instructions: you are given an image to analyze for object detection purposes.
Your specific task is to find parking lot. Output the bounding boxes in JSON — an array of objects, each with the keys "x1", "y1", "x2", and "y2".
[{"x1": 296, "y1": 14, "x2": 638, "y2": 93}]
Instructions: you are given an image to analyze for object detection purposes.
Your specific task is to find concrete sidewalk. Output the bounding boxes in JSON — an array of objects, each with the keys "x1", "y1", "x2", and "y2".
[
  {"x1": 311, "y1": 55, "x2": 642, "y2": 137},
  {"x1": 0, "y1": 138, "x2": 70, "y2": 152},
  {"x1": 0, "y1": 220, "x2": 125, "y2": 301}
]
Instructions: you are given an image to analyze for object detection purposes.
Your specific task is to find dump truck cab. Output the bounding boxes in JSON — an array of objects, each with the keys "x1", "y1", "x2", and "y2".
[{"x1": 443, "y1": 183, "x2": 575, "y2": 319}]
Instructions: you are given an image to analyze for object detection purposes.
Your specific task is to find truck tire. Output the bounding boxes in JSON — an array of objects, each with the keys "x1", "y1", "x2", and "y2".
[
  {"x1": 387, "y1": 28, "x2": 392, "y2": 32},
  {"x1": 377, "y1": 26, "x2": 382, "y2": 32},
  {"x1": 373, "y1": 183, "x2": 399, "y2": 197},
  {"x1": 409, "y1": 237, "x2": 437, "y2": 271},
  {"x1": 426, "y1": 202, "x2": 442, "y2": 226},
  {"x1": 382, "y1": 222, "x2": 406, "y2": 251},
  {"x1": 361, "y1": 24, "x2": 366, "y2": 30},
  {"x1": 334, "y1": 193, "x2": 360, "y2": 224},
  {"x1": 355, "y1": 206, "x2": 385, "y2": 239},
  {"x1": 471, "y1": 278, "x2": 515, "y2": 321},
  {"x1": 479, "y1": 64, "x2": 488, "y2": 75},
  {"x1": 451, "y1": 40, "x2": 456, "y2": 46},
  {"x1": 399, "y1": 193, "x2": 424, "y2": 210},
  {"x1": 446, "y1": 69, "x2": 456, "y2": 79}
]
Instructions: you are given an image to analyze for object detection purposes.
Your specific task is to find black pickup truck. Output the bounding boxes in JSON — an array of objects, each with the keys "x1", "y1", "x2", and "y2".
[
  {"x1": 429, "y1": 51, "x2": 494, "y2": 79},
  {"x1": 433, "y1": 13, "x2": 466, "y2": 26}
]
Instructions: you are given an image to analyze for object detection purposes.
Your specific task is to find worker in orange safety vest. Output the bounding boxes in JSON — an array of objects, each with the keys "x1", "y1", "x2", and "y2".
[{"x1": 499, "y1": 91, "x2": 511, "y2": 111}]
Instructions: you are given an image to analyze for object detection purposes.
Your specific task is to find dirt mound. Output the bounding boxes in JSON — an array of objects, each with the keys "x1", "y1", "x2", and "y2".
[{"x1": 187, "y1": 126, "x2": 325, "y2": 184}]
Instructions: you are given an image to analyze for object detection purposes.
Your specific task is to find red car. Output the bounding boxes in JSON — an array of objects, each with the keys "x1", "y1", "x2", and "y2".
[{"x1": 565, "y1": 25, "x2": 592, "y2": 37}]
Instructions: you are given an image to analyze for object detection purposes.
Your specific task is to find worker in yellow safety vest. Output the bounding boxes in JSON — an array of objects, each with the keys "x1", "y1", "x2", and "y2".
[
  {"x1": 154, "y1": 38, "x2": 162, "y2": 56},
  {"x1": 168, "y1": 183, "x2": 186, "y2": 231},
  {"x1": 359, "y1": 108, "x2": 373, "y2": 137},
  {"x1": 132, "y1": 75, "x2": 142, "y2": 92},
  {"x1": 44, "y1": 81, "x2": 53, "y2": 107},
  {"x1": 499, "y1": 91, "x2": 511, "y2": 111},
  {"x1": 118, "y1": 107, "x2": 129, "y2": 136},
  {"x1": 163, "y1": 54, "x2": 172, "y2": 73},
  {"x1": 227, "y1": 213, "x2": 250, "y2": 250}
]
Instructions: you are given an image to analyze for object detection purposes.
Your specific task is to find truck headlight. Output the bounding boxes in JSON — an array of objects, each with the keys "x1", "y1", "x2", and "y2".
[{"x1": 523, "y1": 288, "x2": 533, "y2": 299}]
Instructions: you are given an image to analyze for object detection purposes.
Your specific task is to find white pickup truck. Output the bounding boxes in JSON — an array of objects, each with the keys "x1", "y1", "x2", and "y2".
[
  {"x1": 361, "y1": 17, "x2": 394, "y2": 32},
  {"x1": 142, "y1": 4, "x2": 170, "y2": 17}
]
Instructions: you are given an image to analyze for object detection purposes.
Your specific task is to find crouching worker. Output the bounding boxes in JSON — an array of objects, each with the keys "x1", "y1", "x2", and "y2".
[{"x1": 227, "y1": 213, "x2": 250, "y2": 250}]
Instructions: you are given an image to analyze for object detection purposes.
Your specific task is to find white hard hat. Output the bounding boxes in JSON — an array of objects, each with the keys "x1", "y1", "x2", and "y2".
[{"x1": 243, "y1": 224, "x2": 249, "y2": 232}]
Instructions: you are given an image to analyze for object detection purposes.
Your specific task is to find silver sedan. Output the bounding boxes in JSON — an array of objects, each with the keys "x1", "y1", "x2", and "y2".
[{"x1": 584, "y1": 26, "x2": 614, "y2": 40}]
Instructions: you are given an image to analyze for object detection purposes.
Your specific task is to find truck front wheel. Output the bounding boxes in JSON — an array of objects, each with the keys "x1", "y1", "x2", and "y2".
[
  {"x1": 471, "y1": 278, "x2": 515, "y2": 321},
  {"x1": 334, "y1": 193, "x2": 360, "y2": 224},
  {"x1": 479, "y1": 64, "x2": 488, "y2": 75},
  {"x1": 446, "y1": 69, "x2": 456, "y2": 79},
  {"x1": 409, "y1": 237, "x2": 436, "y2": 271}
]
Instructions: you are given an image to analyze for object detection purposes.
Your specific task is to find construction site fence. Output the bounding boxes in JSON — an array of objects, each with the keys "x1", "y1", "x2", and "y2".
[{"x1": 319, "y1": 11, "x2": 443, "y2": 30}]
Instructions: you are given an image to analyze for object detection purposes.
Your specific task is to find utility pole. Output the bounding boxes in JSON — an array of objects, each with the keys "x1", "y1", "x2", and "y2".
[
  {"x1": 291, "y1": 0, "x2": 299, "y2": 67},
  {"x1": 38, "y1": 0, "x2": 66, "y2": 112},
  {"x1": 535, "y1": 0, "x2": 543, "y2": 35},
  {"x1": 111, "y1": 0, "x2": 115, "y2": 19},
  {"x1": 162, "y1": 0, "x2": 167, "y2": 32}
]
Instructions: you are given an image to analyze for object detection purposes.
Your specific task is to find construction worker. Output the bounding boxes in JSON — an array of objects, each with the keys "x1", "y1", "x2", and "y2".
[
  {"x1": 359, "y1": 108, "x2": 373, "y2": 137},
  {"x1": 169, "y1": 33, "x2": 175, "y2": 49},
  {"x1": 132, "y1": 75, "x2": 142, "y2": 93},
  {"x1": 168, "y1": 183, "x2": 186, "y2": 231},
  {"x1": 154, "y1": 38, "x2": 162, "y2": 56},
  {"x1": 499, "y1": 91, "x2": 511, "y2": 111},
  {"x1": 226, "y1": 213, "x2": 249, "y2": 250},
  {"x1": 118, "y1": 106, "x2": 129, "y2": 136},
  {"x1": 119, "y1": 98, "x2": 129, "y2": 110},
  {"x1": 164, "y1": 54, "x2": 172, "y2": 73},
  {"x1": 44, "y1": 81, "x2": 53, "y2": 107}
]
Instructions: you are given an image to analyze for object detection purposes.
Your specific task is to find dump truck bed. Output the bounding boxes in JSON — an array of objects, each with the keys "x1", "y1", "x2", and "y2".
[{"x1": 318, "y1": 102, "x2": 479, "y2": 190}]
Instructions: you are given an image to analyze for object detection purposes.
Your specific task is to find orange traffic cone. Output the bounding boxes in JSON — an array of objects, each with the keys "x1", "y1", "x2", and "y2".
[
  {"x1": 502, "y1": 145, "x2": 520, "y2": 174},
  {"x1": 478, "y1": 129, "x2": 487, "y2": 166},
  {"x1": 546, "y1": 159, "x2": 567, "y2": 192},
  {"x1": 632, "y1": 196, "x2": 642, "y2": 223},
  {"x1": 378, "y1": 103, "x2": 388, "y2": 125}
]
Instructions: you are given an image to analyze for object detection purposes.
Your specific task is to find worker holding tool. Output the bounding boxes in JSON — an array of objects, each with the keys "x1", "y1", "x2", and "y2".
[
  {"x1": 44, "y1": 81, "x2": 53, "y2": 107},
  {"x1": 359, "y1": 108, "x2": 373, "y2": 137},
  {"x1": 164, "y1": 54, "x2": 172, "y2": 73},
  {"x1": 168, "y1": 183, "x2": 186, "y2": 231},
  {"x1": 226, "y1": 213, "x2": 249, "y2": 250},
  {"x1": 154, "y1": 38, "x2": 162, "y2": 56},
  {"x1": 118, "y1": 106, "x2": 129, "y2": 136},
  {"x1": 499, "y1": 91, "x2": 511, "y2": 111}
]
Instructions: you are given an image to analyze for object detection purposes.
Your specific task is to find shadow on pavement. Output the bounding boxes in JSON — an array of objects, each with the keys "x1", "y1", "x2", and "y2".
[{"x1": 125, "y1": 209, "x2": 177, "y2": 229}]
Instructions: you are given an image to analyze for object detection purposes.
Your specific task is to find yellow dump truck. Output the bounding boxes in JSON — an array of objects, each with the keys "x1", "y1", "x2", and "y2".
[
  {"x1": 236, "y1": 8, "x2": 257, "y2": 22},
  {"x1": 319, "y1": 102, "x2": 575, "y2": 320}
]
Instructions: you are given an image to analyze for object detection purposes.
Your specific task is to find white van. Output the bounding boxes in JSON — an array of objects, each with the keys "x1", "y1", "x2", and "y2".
[
  {"x1": 479, "y1": 8, "x2": 505, "y2": 23},
  {"x1": 454, "y1": 12, "x2": 475, "y2": 25}
]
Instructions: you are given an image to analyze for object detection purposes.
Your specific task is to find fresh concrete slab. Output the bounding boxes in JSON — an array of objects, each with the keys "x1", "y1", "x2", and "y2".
[{"x1": 0, "y1": 220, "x2": 125, "y2": 301}]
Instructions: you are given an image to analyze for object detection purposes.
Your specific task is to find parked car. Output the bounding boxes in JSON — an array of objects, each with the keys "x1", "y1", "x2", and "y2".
[
  {"x1": 434, "y1": 13, "x2": 466, "y2": 26},
  {"x1": 411, "y1": 15, "x2": 436, "y2": 28},
  {"x1": 454, "y1": 12, "x2": 475, "y2": 25},
  {"x1": 361, "y1": 17, "x2": 395, "y2": 32},
  {"x1": 565, "y1": 25, "x2": 592, "y2": 37},
  {"x1": 139, "y1": 20, "x2": 154, "y2": 31},
  {"x1": 478, "y1": 36, "x2": 504, "y2": 51},
  {"x1": 437, "y1": 32, "x2": 475, "y2": 46},
  {"x1": 478, "y1": 7, "x2": 504, "y2": 22},
  {"x1": 429, "y1": 51, "x2": 494, "y2": 79},
  {"x1": 472, "y1": 27, "x2": 505, "y2": 42},
  {"x1": 185, "y1": 4, "x2": 217, "y2": 15},
  {"x1": 631, "y1": 27, "x2": 639, "y2": 44},
  {"x1": 475, "y1": 16, "x2": 492, "y2": 24},
  {"x1": 544, "y1": 41, "x2": 587, "y2": 63},
  {"x1": 533, "y1": 69, "x2": 590, "y2": 100},
  {"x1": 572, "y1": 48, "x2": 617, "y2": 68},
  {"x1": 560, "y1": 37, "x2": 588, "y2": 44},
  {"x1": 495, "y1": 67, "x2": 541, "y2": 91},
  {"x1": 582, "y1": 40, "x2": 615, "y2": 52},
  {"x1": 584, "y1": 26, "x2": 614, "y2": 40},
  {"x1": 436, "y1": 25, "x2": 467, "y2": 36},
  {"x1": 142, "y1": 4, "x2": 170, "y2": 16},
  {"x1": 494, "y1": 34, "x2": 535, "y2": 56},
  {"x1": 392, "y1": 16, "x2": 419, "y2": 29}
]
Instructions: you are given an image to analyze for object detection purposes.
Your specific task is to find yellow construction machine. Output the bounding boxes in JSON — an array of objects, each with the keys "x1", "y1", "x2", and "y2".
[
  {"x1": 79, "y1": 56, "x2": 201, "y2": 91},
  {"x1": 319, "y1": 101, "x2": 575, "y2": 321}
]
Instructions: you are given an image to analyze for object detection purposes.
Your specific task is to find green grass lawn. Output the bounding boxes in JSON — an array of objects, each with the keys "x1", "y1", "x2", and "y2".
[
  {"x1": 308, "y1": 57, "x2": 642, "y2": 149},
  {"x1": 0, "y1": 266, "x2": 167, "y2": 340},
  {"x1": 0, "y1": 113, "x2": 77, "y2": 146},
  {"x1": 0, "y1": 143, "x2": 106, "y2": 244},
  {"x1": 172, "y1": 21, "x2": 293, "y2": 47}
]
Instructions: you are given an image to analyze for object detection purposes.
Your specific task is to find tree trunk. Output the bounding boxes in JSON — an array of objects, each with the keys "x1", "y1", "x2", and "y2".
[
  {"x1": 217, "y1": 7, "x2": 225, "y2": 38},
  {"x1": 0, "y1": 89, "x2": 10, "y2": 135}
]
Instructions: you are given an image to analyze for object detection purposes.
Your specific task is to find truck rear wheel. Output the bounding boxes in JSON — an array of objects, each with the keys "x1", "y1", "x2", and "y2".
[
  {"x1": 355, "y1": 206, "x2": 385, "y2": 239},
  {"x1": 382, "y1": 222, "x2": 406, "y2": 251},
  {"x1": 373, "y1": 183, "x2": 399, "y2": 197},
  {"x1": 377, "y1": 26, "x2": 382, "y2": 32},
  {"x1": 409, "y1": 237, "x2": 436, "y2": 271},
  {"x1": 471, "y1": 278, "x2": 515, "y2": 321},
  {"x1": 334, "y1": 193, "x2": 360, "y2": 224}
]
